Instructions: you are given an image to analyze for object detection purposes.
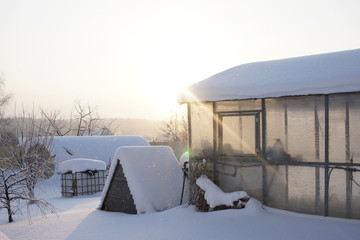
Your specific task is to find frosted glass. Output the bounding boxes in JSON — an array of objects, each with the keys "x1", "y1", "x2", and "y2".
[
  {"x1": 222, "y1": 115, "x2": 256, "y2": 155},
  {"x1": 190, "y1": 102, "x2": 214, "y2": 158},
  {"x1": 216, "y1": 99, "x2": 261, "y2": 112}
]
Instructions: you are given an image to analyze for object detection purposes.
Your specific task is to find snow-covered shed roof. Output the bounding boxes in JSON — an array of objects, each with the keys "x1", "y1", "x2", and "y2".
[
  {"x1": 52, "y1": 136, "x2": 149, "y2": 164},
  {"x1": 58, "y1": 158, "x2": 106, "y2": 174},
  {"x1": 100, "y1": 146, "x2": 185, "y2": 214},
  {"x1": 178, "y1": 49, "x2": 360, "y2": 103}
]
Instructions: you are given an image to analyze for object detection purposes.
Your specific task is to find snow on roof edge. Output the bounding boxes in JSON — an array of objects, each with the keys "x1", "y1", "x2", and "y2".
[
  {"x1": 179, "y1": 90, "x2": 360, "y2": 105},
  {"x1": 58, "y1": 158, "x2": 106, "y2": 174},
  {"x1": 178, "y1": 49, "x2": 360, "y2": 104}
]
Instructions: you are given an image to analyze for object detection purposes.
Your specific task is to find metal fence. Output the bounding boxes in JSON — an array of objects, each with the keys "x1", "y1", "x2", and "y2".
[{"x1": 61, "y1": 170, "x2": 106, "y2": 197}]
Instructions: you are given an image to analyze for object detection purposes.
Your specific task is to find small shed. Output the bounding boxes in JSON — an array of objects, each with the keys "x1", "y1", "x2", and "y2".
[
  {"x1": 100, "y1": 146, "x2": 185, "y2": 214},
  {"x1": 178, "y1": 49, "x2": 360, "y2": 219},
  {"x1": 58, "y1": 158, "x2": 107, "y2": 197}
]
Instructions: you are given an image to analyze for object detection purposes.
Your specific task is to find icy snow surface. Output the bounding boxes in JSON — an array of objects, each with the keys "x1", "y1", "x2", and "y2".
[
  {"x1": 51, "y1": 136, "x2": 149, "y2": 165},
  {"x1": 101, "y1": 146, "x2": 186, "y2": 213},
  {"x1": 178, "y1": 49, "x2": 360, "y2": 103},
  {"x1": 1, "y1": 146, "x2": 360, "y2": 239},
  {"x1": 196, "y1": 174, "x2": 248, "y2": 208},
  {"x1": 57, "y1": 158, "x2": 106, "y2": 173},
  {"x1": 2, "y1": 195, "x2": 360, "y2": 240}
]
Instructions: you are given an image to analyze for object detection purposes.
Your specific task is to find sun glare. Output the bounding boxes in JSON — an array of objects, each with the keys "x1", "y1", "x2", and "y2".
[{"x1": 137, "y1": 30, "x2": 202, "y2": 110}]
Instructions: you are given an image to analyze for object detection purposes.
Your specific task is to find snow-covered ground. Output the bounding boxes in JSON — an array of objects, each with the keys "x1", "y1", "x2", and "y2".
[{"x1": 1, "y1": 175, "x2": 360, "y2": 240}]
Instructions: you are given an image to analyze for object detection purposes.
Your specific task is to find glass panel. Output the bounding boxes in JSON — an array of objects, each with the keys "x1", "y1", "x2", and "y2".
[
  {"x1": 216, "y1": 99, "x2": 262, "y2": 112},
  {"x1": 349, "y1": 94, "x2": 360, "y2": 165},
  {"x1": 217, "y1": 163, "x2": 263, "y2": 200},
  {"x1": 287, "y1": 97, "x2": 325, "y2": 162},
  {"x1": 222, "y1": 115, "x2": 256, "y2": 155},
  {"x1": 328, "y1": 93, "x2": 360, "y2": 219},
  {"x1": 329, "y1": 93, "x2": 360, "y2": 164},
  {"x1": 328, "y1": 169, "x2": 347, "y2": 218},
  {"x1": 287, "y1": 166, "x2": 320, "y2": 215},
  {"x1": 189, "y1": 102, "x2": 214, "y2": 158},
  {"x1": 265, "y1": 99, "x2": 287, "y2": 161},
  {"x1": 266, "y1": 97, "x2": 325, "y2": 162},
  {"x1": 329, "y1": 95, "x2": 346, "y2": 163}
]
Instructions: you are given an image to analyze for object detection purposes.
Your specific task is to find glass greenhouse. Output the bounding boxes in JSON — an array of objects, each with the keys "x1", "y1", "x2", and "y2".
[{"x1": 178, "y1": 49, "x2": 360, "y2": 219}]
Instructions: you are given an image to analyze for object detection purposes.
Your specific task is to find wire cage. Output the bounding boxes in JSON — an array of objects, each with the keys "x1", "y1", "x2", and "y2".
[{"x1": 61, "y1": 170, "x2": 106, "y2": 197}]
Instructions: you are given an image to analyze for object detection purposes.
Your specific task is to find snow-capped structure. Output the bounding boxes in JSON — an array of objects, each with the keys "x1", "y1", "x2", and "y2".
[
  {"x1": 58, "y1": 158, "x2": 106, "y2": 174},
  {"x1": 178, "y1": 49, "x2": 360, "y2": 103},
  {"x1": 179, "y1": 49, "x2": 360, "y2": 219},
  {"x1": 59, "y1": 158, "x2": 107, "y2": 197},
  {"x1": 51, "y1": 135, "x2": 149, "y2": 165},
  {"x1": 100, "y1": 146, "x2": 186, "y2": 214}
]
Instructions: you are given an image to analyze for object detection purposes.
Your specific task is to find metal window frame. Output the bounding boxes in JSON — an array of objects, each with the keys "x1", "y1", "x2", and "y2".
[{"x1": 217, "y1": 110, "x2": 261, "y2": 159}]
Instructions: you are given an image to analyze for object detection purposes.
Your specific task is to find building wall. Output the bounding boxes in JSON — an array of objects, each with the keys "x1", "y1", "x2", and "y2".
[
  {"x1": 100, "y1": 163, "x2": 137, "y2": 214},
  {"x1": 188, "y1": 92, "x2": 360, "y2": 219}
]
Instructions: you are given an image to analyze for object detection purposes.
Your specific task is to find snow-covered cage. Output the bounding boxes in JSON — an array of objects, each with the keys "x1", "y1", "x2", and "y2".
[
  {"x1": 100, "y1": 146, "x2": 187, "y2": 214},
  {"x1": 58, "y1": 158, "x2": 107, "y2": 197},
  {"x1": 179, "y1": 49, "x2": 360, "y2": 219}
]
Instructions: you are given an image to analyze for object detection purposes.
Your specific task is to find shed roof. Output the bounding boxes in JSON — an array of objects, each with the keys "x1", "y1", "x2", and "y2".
[
  {"x1": 52, "y1": 135, "x2": 149, "y2": 164},
  {"x1": 100, "y1": 146, "x2": 185, "y2": 214},
  {"x1": 58, "y1": 158, "x2": 106, "y2": 174},
  {"x1": 178, "y1": 49, "x2": 360, "y2": 103}
]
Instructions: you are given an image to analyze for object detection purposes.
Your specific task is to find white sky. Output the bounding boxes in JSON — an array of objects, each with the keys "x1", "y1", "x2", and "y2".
[{"x1": 0, "y1": 0, "x2": 359, "y2": 120}]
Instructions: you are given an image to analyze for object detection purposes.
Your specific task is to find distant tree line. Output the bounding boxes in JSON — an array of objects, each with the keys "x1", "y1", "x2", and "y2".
[{"x1": 157, "y1": 111, "x2": 188, "y2": 142}]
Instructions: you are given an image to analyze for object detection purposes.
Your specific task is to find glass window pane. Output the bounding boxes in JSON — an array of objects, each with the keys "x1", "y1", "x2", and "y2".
[
  {"x1": 222, "y1": 115, "x2": 256, "y2": 155},
  {"x1": 189, "y1": 102, "x2": 214, "y2": 158}
]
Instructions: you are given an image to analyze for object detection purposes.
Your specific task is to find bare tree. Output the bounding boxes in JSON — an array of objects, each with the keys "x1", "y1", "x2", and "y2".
[
  {"x1": 0, "y1": 81, "x2": 55, "y2": 223},
  {"x1": 0, "y1": 161, "x2": 56, "y2": 223},
  {"x1": 158, "y1": 111, "x2": 188, "y2": 142},
  {"x1": 0, "y1": 75, "x2": 12, "y2": 117},
  {"x1": 11, "y1": 109, "x2": 55, "y2": 201},
  {"x1": 41, "y1": 110, "x2": 72, "y2": 136},
  {"x1": 0, "y1": 127, "x2": 56, "y2": 222},
  {"x1": 42, "y1": 100, "x2": 119, "y2": 136}
]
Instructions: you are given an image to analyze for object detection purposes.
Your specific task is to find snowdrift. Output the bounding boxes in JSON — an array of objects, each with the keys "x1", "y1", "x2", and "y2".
[{"x1": 52, "y1": 136, "x2": 149, "y2": 165}]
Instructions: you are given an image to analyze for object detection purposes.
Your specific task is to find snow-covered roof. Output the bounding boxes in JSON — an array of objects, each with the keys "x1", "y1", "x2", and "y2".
[
  {"x1": 178, "y1": 49, "x2": 360, "y2": 103},
  {"x1": 101, "y1": 146, "x2": 185, "y2": 213},
  {"x1": 58, "y1": 158, "x2": 106, "y2": 174},
  {"x1": 51, "y1": 136, "x2": 149, "y2": 164}
]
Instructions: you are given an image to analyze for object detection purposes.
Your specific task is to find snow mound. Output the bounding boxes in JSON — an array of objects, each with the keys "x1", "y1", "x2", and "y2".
[
  {"x1": 101, "y1": 146, "x2": 185, "y2": 213},
  {"x1": 52, "y1": 136, "x2": 149, "y2": 164},
  {"x1": 196, "y1": 175, "x2": 248, "y2": 209},
  {"x1": 58, "y1": 158, "x2": 106, "y2": 174},
  {"x1": 0, "y1": 232, "x2": 10, "y2": 240},
  {"x1": 178, "y1": 49, "x2": 360, "y2": 103}
]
